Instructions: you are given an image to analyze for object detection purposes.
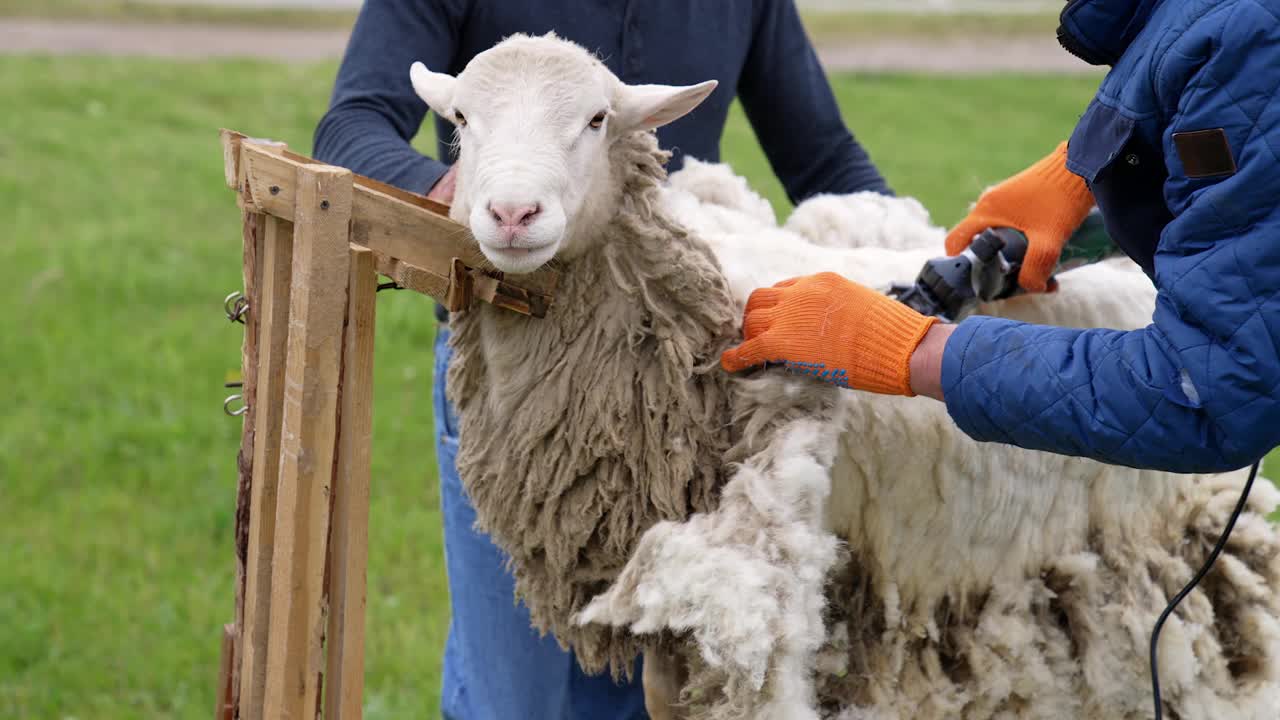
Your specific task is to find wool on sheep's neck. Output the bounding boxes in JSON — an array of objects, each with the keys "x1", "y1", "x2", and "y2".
[{"x1": 444, "y1": 129, "x2": 741, "y2": 676}]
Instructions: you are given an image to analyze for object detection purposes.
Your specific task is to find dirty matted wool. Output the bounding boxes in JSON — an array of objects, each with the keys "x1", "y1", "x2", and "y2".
[
  {"x1": 803, "y1": 474, "x2": 1280, "y2": 720},
  {"x1": 445, "y1": 130, "x2": 740, "y2": 677}
]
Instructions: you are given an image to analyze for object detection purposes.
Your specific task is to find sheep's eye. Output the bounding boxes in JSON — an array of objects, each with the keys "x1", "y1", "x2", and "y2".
[
  {"x1": 589, "y1": 111, "x2": 606, "y2": 130},
  {"x1": 454, "y1": 110, "x2": 467, "y2": 127}
]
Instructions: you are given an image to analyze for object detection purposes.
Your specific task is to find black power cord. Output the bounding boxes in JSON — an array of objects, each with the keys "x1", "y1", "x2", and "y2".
[{"x1": 1150, "y1": 460, "x2": 1262, "y2": 719}]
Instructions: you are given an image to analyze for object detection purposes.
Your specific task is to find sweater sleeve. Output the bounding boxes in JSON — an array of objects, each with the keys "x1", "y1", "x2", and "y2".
[
  {"x1": 736, "y1": 0, "x2": 892, "y2": 203},
  {"x1": 312, "y1": 0, "x2": 466, "y2": 193},
  {"x1": 941, "y1": 14, "x2": 1280, "y2": 473}
]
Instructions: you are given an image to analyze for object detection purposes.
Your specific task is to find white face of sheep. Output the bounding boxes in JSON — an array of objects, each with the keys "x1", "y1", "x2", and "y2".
[{"x1": 410, "y1": 35, "x2": 717, "y2": 274}]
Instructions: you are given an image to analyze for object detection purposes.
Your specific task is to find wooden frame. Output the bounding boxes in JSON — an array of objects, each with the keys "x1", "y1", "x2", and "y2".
[{"x1": 214, "y1": 129, "x2": 557, "y2": 720}]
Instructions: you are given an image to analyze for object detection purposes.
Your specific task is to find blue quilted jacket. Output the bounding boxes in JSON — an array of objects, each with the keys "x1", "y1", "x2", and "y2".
[{"x1": 942, "y1": 0, "x2": 1280, "y2": 473}]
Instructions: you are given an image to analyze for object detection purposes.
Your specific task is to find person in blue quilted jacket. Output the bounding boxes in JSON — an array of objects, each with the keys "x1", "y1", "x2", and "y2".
[{"x1": 725, "y1": 0, "x2": 1280, "y2": 473}]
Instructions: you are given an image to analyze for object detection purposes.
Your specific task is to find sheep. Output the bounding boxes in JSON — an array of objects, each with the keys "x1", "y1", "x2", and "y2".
[{"x1": 409, "y1": 33, "x2": 1280, "y2": 719}]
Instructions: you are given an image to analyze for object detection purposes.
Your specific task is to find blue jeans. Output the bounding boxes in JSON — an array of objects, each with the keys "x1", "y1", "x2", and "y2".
[{"x1": 432, "y1": 326, "x2": 648, "y2": 720}]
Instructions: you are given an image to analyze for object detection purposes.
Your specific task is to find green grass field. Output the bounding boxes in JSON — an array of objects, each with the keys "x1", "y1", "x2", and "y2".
[{"x1": 1, "y1": 56, "x2": 1275, "y2": 719}]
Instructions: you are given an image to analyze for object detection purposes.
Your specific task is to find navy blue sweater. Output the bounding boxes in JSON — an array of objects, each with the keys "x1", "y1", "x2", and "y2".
[{"x1": 313, "y1": 0, "x2": 890, "y2": 203}]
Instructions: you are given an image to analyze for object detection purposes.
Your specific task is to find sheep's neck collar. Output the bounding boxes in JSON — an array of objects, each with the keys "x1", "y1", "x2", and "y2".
[{"x1": 445, "y1": 258, "x2": 556, "y2": 319}]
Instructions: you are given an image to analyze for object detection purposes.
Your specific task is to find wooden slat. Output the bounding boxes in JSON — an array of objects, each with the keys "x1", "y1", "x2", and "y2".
[
  {"x1": 235, "y1": 142, "x2": 558, "y2": 300},
  {"x1": 238, "y1": 143, "x2": 465, "y2": 269},
  {"x1": 216, "y1": 623, "x2": 236, "y2": 720},
  {"x1": 238, "y1": 216, "x2": 295, "y2": 720},
  {"x1": 323, "y1": 246, "x2": 377, "y2": 720},
  {"x1": 226, "y1": 131, "x2": 449, "y2": 218},
  {"x1": 280, "y1": 146, "x2": 452, "y2": 218},
  {"x1": 263, "y1": 163, "x2": 354, "y2": 720},
  {"x1": 221, "y1": 130, "x2": 245, "y2": 190},
  {"x1": 240, "y1": 141, "x2": 296, "y2": 215},
  {"x1": 222, "y1": 129, "x2": 288, "y2": 195},
  {"x1": 231, "y1": 206, "x2": 265, "y2": 715},
  {"x1": 351, "y1": 171, "x2": 453, "y2": 218},
  {"x1": 373, "y1": 254, "x2": 450, "y2": 299},
  {"x1": 347, "y1": 184, "x2": 492, "y2": 288}
]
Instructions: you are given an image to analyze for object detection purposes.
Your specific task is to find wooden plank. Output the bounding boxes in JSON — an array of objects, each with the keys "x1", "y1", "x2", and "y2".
[
  {"x1": 471, "y1": 272, "x2": 552, "y2": 318},
  {"x1": 262, "y1": 163, "x2": 353, "y2": 720},
  {"x1": 216, "y1": 623, "x2": 236, "y2": 720},
  {"x1": 223, "y1": 129, "x2": 288, "y2": 194},
  {"x1": 347, "y1": 184, "x2": 502, "y2": 289},
  {"x1": 239, "y1": 143, "x2": 463, "y2": 267},
  {"x1": 232, "y1": 136, "x2": 448, "y2": 218},
  {"x1": 323, "y1": 246, "x2": 377, "y2": 720},
  {"x1": 235, "y1": 142, "x2": 558, "y2": 300},
  {"x1": 373, "y1": 254, "x2": 450, "y2": 299},
  {"x1": 240, "y1": 141, "x2": 296, "y2": 216},
  {"x1": 221, "y1": 129, "x2": 245, "y2": 190},
  {"x1": 238, "y1": 216, "x2": 295, "y2": 720},
  {"x1": 352, "y1": 171, "x2": 452, "y2": 218},
  {"x1": 279, "y1": 146, "x2": 451, "y2": 218},
  {"x1": 231, "y1": 206, "x2": 265, "y2": 715}
]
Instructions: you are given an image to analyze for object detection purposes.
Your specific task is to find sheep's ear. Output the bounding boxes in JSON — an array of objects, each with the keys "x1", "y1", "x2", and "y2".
[
  {"x1": 410, "y1": 61, "x2": 457, "y2": 118},
  {"x1": 616, "y1": 80, "x2": 718, "y2": 132}
]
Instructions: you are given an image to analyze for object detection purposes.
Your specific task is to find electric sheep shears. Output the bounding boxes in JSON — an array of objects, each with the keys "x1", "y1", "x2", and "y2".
[{"x1": 889, "y1": 210, "x2": 1120, "y2": 323}]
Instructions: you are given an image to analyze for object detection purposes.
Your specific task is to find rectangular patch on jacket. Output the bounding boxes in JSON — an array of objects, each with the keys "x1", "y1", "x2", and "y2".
[{"x1": 1172, "y1": 128, "x2": 1237, "y2": 178}]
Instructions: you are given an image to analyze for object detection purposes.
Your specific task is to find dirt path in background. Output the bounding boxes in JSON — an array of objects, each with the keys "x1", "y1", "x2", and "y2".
[
  {"x1": 0, "y1": 19, "x2": 348, "y2": 62},
  {"x1": 0, "y1": 19, "x2": 1098, "y2": 73}
]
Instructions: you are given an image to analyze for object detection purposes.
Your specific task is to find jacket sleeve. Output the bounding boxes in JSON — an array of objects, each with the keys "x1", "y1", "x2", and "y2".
[
  {"x1": 312, "y1": 0, "x2": 466, "y2": 193},
  {"x1": 940, "y1": 12, "x2": 1280, "y2": 474},
  {"x1": 736, "y1": 0, "x2": 892, "y2": 203}
]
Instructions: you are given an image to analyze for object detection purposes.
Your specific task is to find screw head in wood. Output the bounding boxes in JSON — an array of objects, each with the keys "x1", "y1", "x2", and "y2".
[
  {"x1": 321, "y1": 200, "x2": 330, "y2": 210},
  {"x1": 269, "y1": 185, "x2": 280, "y2": 195}
]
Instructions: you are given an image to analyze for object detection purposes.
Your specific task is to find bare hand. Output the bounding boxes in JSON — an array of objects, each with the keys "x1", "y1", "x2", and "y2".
[{"x1": 427, "y1": 165, "x2": 458, "y2": 204}]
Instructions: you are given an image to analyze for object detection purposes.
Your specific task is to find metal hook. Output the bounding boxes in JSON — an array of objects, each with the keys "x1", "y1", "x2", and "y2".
[
  {"x1": 224, "y1": 291, "x2": 249, "y2": 324},
  {"x1": 224, "y1": 393, "x2": 248, "y2": 417}
]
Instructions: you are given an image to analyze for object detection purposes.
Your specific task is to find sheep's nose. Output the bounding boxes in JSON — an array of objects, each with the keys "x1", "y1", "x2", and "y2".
[{"x1": 488, "y1": 202, "x2": 541, "y2": 227}]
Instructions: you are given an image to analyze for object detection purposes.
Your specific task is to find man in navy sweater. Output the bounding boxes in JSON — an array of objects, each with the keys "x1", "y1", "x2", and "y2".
[{"x1": 313, "y1": 2, "x2": 891, "y2": 717}]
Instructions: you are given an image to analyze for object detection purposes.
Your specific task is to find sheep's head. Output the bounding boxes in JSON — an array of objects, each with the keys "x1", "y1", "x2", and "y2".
[{"x1": 410, "y1": 34, "x2": 717, "y2": 274}]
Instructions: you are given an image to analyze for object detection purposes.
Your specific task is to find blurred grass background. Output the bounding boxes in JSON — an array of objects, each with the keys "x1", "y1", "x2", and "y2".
[{"x1": 1, "y1": 51, "x2": 1276, "y2": 720}]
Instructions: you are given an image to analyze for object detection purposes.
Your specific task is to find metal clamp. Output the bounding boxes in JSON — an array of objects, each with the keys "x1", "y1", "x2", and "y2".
[{"x1": 224, "y1": 291, "x2": 249, "y2": 324}]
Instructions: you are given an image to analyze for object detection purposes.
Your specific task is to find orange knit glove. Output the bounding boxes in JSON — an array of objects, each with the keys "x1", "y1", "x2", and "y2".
[
  {"x1": 720, "y1": 272, "x2": 938, "y2": 396},
  {"x1": 945, "y1": 141, "x2": 1094, "y2": 293}
]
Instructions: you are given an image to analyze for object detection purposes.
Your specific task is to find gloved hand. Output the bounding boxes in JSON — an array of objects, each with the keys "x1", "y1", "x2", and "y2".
[
  {"x1": 720, "y1": 272, "x2": 938, "y2": 396},
  {"x1": 945, "y1": 141, "x2": 1094, "y2": 293}
]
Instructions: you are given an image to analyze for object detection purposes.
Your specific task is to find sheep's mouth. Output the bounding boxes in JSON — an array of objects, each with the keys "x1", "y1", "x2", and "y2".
[{"x1": 479, "y1": 239, "x2": 560, "y2": 273}]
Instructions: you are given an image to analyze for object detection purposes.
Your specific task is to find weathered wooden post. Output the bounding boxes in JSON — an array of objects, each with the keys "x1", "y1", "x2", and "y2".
[{"x1": 215, "y1": 129, "x2": 557, "y2": 720}]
